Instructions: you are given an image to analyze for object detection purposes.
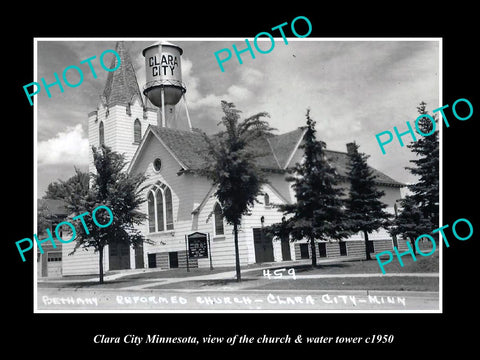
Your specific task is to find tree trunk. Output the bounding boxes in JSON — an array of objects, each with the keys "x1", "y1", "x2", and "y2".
[
  {"x1": 310, "y1": 237, "x2": 317, "y2": 267},
  {"x1": 99, "y1": 246, "x2": 104, "y2": 284},
  {"x1": 233, "y1": 222, "x2": 241, "y2": 282},
  {"x1": 364, "y1": 231, "x2": 371, "y2": 260},
  {"x1": 409, "y1": 237, "x2": 417, "y2": 256}
]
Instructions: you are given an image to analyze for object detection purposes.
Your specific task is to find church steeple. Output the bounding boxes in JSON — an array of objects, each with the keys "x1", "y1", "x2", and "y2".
[
  {"x1": 101, "y1": 41, "x2": 143, "y2": 108},
  {"x1": 89, "y1": 41, "x2": 158, "y2": 176}
]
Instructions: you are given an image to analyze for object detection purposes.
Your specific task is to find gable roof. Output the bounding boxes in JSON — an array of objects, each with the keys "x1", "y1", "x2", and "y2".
[
  {"x1": 146, "y1": 126, "x2": 301, "y2": 173},
  {"x1": 149, "y1": 126, "x2": 211, "y2": 170},
  {"x1": 324, "y1": 150, "x2": 403, "y2": 187},
  {"x1": 129, "y1": 125, "x2": 403, "y2": 187},
  {"x1": 101, "y1": 41, "x2": 143, "y2": 108},
  {"x1": 267, "y1": 127, "x2": 307, "y2": 169}
]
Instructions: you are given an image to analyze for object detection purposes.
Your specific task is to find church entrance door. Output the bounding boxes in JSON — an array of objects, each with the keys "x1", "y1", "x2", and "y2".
[
  {"x1": 109, "y1": 242, "x2": 131, "y2": 270},
  {"x1": 253, "y1": 228, "x2": 274, "y2": 263},
  {"x1": 280, "y1": 235, "x2": 291, "y2": 261}
]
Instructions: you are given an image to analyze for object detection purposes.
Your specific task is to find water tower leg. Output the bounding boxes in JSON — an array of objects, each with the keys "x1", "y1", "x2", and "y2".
[
  {"x1": 160, "y1": 87, "x2": 166, "y2": 128},
  {"x1": 183, "y1": 93, "x2": 192, "y2": 131}
]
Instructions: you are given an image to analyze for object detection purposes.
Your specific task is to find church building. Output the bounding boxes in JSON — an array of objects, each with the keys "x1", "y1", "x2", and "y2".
[{"x1": 61, "y1": 41, "x2": 406, "y2": 276}]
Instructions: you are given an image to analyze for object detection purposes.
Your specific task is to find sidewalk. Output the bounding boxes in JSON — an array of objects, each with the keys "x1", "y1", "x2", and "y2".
[{"x1": 37, "y1": 256, "x2": 439, "y2": 293}]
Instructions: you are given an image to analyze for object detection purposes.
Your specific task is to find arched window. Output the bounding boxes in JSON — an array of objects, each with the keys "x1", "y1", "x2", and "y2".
[
  {"x1": 133, "y1": 119, "x2": 141, "y2": 144},
  {"x1": 99, "y1": 121, "x2": 105, "y2": 146},
  {"x1": 165, "y1": 187, "x2": 174, "y2": 230},
  {"x1": 214, "y1": 202, "x2": 224, "y2": 236},
  {"x1": 147, "y1": 182, "x2": 174, "y2": 233},
  {"x1": 147, "y1": 191, "x2": 155, "y2": 233},
  {"x1": 155, "y1": 188, "x2": 164, "y2": 232},
  {"x1": 264, "y1": 193, "x2": 270, "y2": 207}
]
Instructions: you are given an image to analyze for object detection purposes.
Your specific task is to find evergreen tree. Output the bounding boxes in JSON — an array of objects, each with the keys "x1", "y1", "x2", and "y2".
[
  {"x1": 390, "y1": 101, "x2": 439, "y2": 251},
  {"x1": 345, "y1": 142, "x2": 391, "y2": 260},
  {"x1": 64, "y1": 146, "x2": 150, "y2": 283},
  {"x1": 390, "y1": 195, "x2": 431, "y2": 252},
  {"x1": 275, "y1": 109, "x2": 349, "y2": 267},
  {"x1": 406, "y1": 101, "x2": 439, "y2": 229},
  {"x1": 200, "y1": 101, "x2": 273, "y2": 281}
]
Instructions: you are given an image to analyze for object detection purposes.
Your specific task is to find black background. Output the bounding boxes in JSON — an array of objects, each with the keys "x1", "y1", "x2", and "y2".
[{"x1": 6, "y1": 4, "x2": 478, "y2": 356}]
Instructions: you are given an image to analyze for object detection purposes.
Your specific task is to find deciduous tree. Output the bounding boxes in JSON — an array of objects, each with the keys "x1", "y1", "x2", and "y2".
[
  {"x1": 200, "y1": 101, "x2": 274, "y2": 281},
  {"x1": 43, "y1": 167, "x2": 89, "y2": 200},
  {"x1": 64, "y1": 146, "x2": 150, "y2": 283}
]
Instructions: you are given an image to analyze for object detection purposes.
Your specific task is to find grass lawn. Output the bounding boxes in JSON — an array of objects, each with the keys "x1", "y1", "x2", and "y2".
[
  {"x1": 251, "y1": 250, "x2": 439, "y2": 276},
  {"x1": 148, "y1": 253, "x2": 440, "y2": 292},
  {"x1": 248, "y1": 277, "x2": 439, "y2": 292},
  {"x1": 147, "y1": 276, "x2": 439, "y2": 292},
  {"x1": 119, "y1": 266, "x2": 234, "y2": 280},
  {"x1": 38, "y1": 251, "x2": 439, "y2": 291}
]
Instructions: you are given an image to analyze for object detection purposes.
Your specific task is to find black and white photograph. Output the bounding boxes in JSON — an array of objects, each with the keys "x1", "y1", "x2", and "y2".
[
  {"x1": 6, "y1": 8, "x2": 478, "y2": 355},
  {"x1": 33, "y1": 38, "x2": 440, "y2": 312}
]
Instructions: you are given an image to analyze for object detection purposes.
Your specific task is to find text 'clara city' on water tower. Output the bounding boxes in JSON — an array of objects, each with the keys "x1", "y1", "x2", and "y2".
[{"x1": 142, "y1": 41, "x2": 192, "y2": 130}]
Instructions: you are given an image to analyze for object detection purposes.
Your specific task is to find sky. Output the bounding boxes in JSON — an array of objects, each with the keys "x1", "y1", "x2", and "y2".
[{"x1": 35, "y1": 38, "x2": 440, "y2": 198}]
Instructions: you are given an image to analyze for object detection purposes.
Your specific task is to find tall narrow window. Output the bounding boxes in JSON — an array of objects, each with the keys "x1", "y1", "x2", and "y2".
[
  {"x1": 147, "y1": 182, "x2": 174, "y2": 232},
  {"x1": 156, "y1": 189, "x2": 164, "y2": 232},
  {"x1": 133, "y1": 119, "x2": 141, "y2": 144},
  {"x1": 264, "y1": 193, "x2": 270, "y2": 206},
  {"x1": 99, "y1": 121, "x2": 105, "y2": 146},
  {"x1": 214, "y1": 202, "x2": 224, "y2": 236},
  {"x1": 147, "y1": 191, "x2": 155, "y2": 233},
  {"x1": 165, "y1": 187, "x2": 174, "y2": 230}
]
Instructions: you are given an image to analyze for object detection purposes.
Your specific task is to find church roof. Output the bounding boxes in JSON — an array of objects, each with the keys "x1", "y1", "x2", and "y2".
[
  {"x1": 323, "y1": 150, "x2": 403, "y2": 187},
  {"x1": 149, "y1": 126, "x2": 210, "y2": 170},
  {"x1": 101, "y1": 41, "x2": 143, "y2": 107},
  {"x1": 147, "y1": 126, "x2": 304, "y2": 173},
  {"x1": 267, "y1": 128, "x2": 307, "y2": 169},
  {"x1": 136, "y1": 126, "x2": 403, "y2": 187}
]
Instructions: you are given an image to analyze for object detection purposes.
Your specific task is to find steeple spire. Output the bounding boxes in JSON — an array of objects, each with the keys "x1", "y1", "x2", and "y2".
[{"x1": 101, "y1": 41, "x2": 143, "y2": 107}]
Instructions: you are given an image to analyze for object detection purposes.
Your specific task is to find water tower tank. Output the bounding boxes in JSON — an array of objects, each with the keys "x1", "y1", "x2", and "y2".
[{"x1": 142, "y1": 41, "x2": 185, "y2": 108}]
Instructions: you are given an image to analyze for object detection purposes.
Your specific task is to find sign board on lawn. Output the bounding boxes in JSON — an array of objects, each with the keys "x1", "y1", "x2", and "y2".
[{"x1": 188, "y1": 232, "x2": 208, "y2": 259}]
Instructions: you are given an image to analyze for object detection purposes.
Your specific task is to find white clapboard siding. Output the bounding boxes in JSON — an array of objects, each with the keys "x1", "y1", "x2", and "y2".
[
  {"x1": 344, "y1": 241, "x2": 365, "y2": 258},
  {"x1": 373, "y1": 238, "x2": 410, "y2": 254},
  {"x1": 372, "y1": 240, "x2": 394, "y2": 254},
  {"x1": 380, "y1": 186, "x2": 403, "y2": 207},
  {"x1": 62, "y1": 240, "x2": 105, "y2": 276},
  {"x1": 198, "y1": 194, "x2": 253, "y2": 268},
  {"x1": 88, "y1": 102, "x2": 157, "y2": 175},
  {"x1": 112, "y1": 103, "x2": 157, "y2": 166},
  {"x1": 238, "y1": 184, "x2": 287, "y2": 264},
  {"x1": 197, "y1": 195, "x2": 249, "y2": 268},
  {"x1": 325, "y1": 243, "x2": 342, "y2": 258},
  {"x1": 267, "y1": 173, "x2": 294, "y2": 203}
]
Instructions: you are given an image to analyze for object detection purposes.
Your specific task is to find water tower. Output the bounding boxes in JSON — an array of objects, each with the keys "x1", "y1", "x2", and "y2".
[{"x1": 142, "y1": 41, "x2": 192, "y2": 130}]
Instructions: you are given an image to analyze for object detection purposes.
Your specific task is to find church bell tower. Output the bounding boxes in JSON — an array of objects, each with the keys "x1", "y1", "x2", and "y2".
[{"x1": 87, "y1": 41, "x2": 158, "y2": 175}]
